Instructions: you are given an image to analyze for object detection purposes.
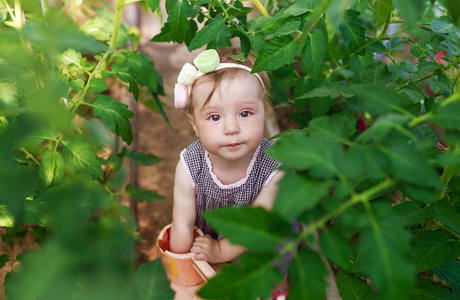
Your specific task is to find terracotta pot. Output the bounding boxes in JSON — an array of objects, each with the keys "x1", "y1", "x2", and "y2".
[{"x1": 157, "y1": 224, "x2": 207, "y2": 286}]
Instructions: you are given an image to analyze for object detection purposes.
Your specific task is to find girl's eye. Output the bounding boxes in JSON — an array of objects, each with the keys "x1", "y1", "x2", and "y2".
[
  {"x1": 209, "y1": 115, "x2": 220, "y2": 121},
  {"x1": 240, "y1": 111, "x2": 251, "y2": 117}
]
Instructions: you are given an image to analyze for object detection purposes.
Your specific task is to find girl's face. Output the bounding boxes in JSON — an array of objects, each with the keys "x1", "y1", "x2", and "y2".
[{"x1": 188, "y1": 74, "x2": 265, "y2": 164}]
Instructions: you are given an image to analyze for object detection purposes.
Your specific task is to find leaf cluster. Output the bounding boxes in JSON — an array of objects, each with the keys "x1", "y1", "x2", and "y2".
[
  {"x1": 1, "y1": 0, "x2": 173, "y2": 299},
  {"x1": 151, "y1": 0, "x2": 460, "y2": 299}
]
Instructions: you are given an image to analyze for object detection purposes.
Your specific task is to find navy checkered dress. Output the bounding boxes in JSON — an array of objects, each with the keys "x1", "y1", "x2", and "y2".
[{"x1": 180, "y1": 137, "x2": 281, "y2": 240}]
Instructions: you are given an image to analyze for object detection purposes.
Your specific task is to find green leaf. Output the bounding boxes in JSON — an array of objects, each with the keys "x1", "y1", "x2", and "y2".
[
  {"x1": 387, "y1": 36, "x2": 407, "y2": 52},
  {"x1": 92, "y1": 95, "x2": 134, "y2": 145},
  {"x1": 284, "y1": 0, "x2": 319, "y2": 16},
  {"x1": 39, "y1": 151, "x2": 64, "y2": 187},
  {"x1": 429, "y1": 200, "x2": 460, "y2": 235},
  {"x1": 125, "y1": 185, "x2": 165, "y2": 203},
  {"x1": 166, "y1": 0, "x2": 190, "y2": 43},
  {"x1": 358, "y1": 205, "x2": 416, "y2": 300},
  {"x1": 319, "y1": 228, "x2": 353, "y2": 270},
  {"x1": 252, "y1": 35, "x2": 298, "y2": 72},
  {"x1": 384, "y1": 144, "x2": 440, "y2": 188},
  {"x1": 393, "y1": 0, "x2": 425, "y2": 28},
  {"x1": 189, "y1": 15, "x2": 226, "y2": 50},
  {"x1": 134, "y1": 259, "x2": 174, "y2": 300},
  {"x1": 433, "y1": 259, "x2": 460, "y2": 288},
  {"x1": 411, "y1": 278, "x2": 456, "y2": 300},
  {"x1": 431, "y1": 16, "x2": 458, "y2": 33},
  {"x1": 20, "y1": 127, "x2": 58, "y2": 147},
  {"x1": 123, "y1": 148, "x2": 162, "y2": 166},
  {"x1": 414, "y1": 230, "x2": 460, "y2": 271},
  {"x1": 301, "y1": 30, "x2": 326, "y2": 77},
  {"x1": 69, "y1": 79, "x2": 85, "y2": 90},
  {"x1": 360, "y1": 60, "x2": 392, "y2": 85},
  {"x1": 274, "y1": 171, "x2": 331, "y2": 220},
  {"x1": 198, "y1": 253, "x2": 282, "y2": 300},
  {"x1": 352, "y1": 85, "x2": 405, "y2": 115},
  {"x1": 373, "y1": 0, "x2": 393, "y2": 28},
  {"x1": 430, "y1": 102, "x2": 460, "y2": 129},
  {"x1": 0, "y1": 81, "x2": 18, "y2": 108},
  {"x1": 339, "y1": 10, "x2": 366, "y2": 55},
  {"x1": 0, "y1": 205, "x2": 14, "y2": 227},
  {"x1": 309, "y1": 110, "x2": 357, "y2": 142},
  {"x1": 113, "y1": 64, "x2": 139, "y2": 101},
  {"x1": 336, "y1": 269, "x2": 375, "y2": 300},
  {"x1": 393, "y1": 201, "x2": 429, "y2": 226},
  {"x1": 56, "y1": 48, "x2": 82, "y2": 67},
  {"x1": 203, "y1": 206, "x2": 294, "y2": 251},
  {"x1": 297, "y1": 82, "x2": 355, "y2": 99},
  {"x1": 23, "y1": 197, "x2": 53, "y2": 227},
  {"x1": 357, "y1": 114, "x2": 410, "y2": 143},
  {"x1": 274, "y1": 20, "x2": 301, "y2": 37},
  {"x1": 89, "y1": 77, "x2": 109, "y2": 92},
  {"x1": 63, "y1": 135, "x2": 103, "y2": 175},
  {"x1": 267, "y1": 135, "x2": 339, "y2": 177},
  {"x1": 289, "y1": 248, "x2": 328, "y2": 300},
  {"x1": 147, "y1": 0, "x2": 160, "y2": 14}
]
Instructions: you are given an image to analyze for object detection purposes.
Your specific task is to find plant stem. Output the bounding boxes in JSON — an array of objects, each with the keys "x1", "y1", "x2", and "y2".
[
  {"x1": 298, "y1": 178, "x2": 395, "y2": 242},
  {"x1": 299, "y1": 0, "x2": 331, "y2": 46},
  {"x1": 20, "y1": 147, "x2": 40, "y2": 165},
  {"x1": 435, "y1": 144, "x2": 458, "y2": 200},
  {"x1": 252, "y1": 0, "x2": 268, "y2": 17}
]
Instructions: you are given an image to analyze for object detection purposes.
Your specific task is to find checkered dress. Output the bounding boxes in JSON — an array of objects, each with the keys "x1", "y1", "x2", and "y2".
[{"x1": 180, "y1": 137, "x2": 281, "y2": 240}]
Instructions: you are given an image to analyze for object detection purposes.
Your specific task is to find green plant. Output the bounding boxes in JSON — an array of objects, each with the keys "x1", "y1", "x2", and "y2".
[
  {"x1": 152, "y1": 0, "x2": 460, "y2": 299},
  {"x1": 0, "y1": 0, "x2": 173, "y2": 299}
]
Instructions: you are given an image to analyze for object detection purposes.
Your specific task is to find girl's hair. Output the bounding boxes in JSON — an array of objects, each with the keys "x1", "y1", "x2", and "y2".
[{"x1": 187, "y1": 48, "x2": 272, "y2": 116}]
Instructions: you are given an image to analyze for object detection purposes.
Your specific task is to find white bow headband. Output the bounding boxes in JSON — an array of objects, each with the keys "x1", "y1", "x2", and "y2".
[{"x1": 174, "y1": 49, "x2": 265, "y2": 108}]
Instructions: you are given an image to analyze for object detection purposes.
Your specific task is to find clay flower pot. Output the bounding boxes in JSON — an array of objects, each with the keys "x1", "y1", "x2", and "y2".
[{"x1": 157, "y1": 224, "x2": 213, "y2": 286}]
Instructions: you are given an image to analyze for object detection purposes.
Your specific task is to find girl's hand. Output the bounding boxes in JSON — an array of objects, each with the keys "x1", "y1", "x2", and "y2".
[{"x1": 190, "y1": 235, "x2": 222, "y2": 263}]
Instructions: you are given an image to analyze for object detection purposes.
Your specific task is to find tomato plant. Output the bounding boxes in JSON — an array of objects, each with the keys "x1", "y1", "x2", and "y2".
[
  {"x1": 1, "y1": 0, "x2": 460, "y2": 299},
  {"x1": 152, "y1": 0, "x2": 460, "y2": 299},
  {"x1": 0, "y1": 0, "x2": 173, "y2": 299}
]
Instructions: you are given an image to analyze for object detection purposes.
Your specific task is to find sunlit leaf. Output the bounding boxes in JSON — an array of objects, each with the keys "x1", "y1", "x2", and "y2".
[
  {"x1": 89, "y1": 78, "x2": 109, "y2": 92},
  {"x1": 56, "y1": 48, "x2": 82, "y2": 67},
  {"x1": 39, "y1": 151, "x2": 64, "y2": 187},
  {"x1": 63, "y1": 135, "x2": 103, "y2": 175}
]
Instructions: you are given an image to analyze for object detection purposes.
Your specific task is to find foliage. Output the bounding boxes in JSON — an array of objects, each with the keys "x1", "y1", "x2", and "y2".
[
  {"x1": 151, "y1": 0, "x2": 460, "y2": 299},
  {"x1": 0, "y1": 0, "x2": 172, "y2": 299},
  {"x1": 1, "y1": 0, "x2": 460, "y2": 299}
]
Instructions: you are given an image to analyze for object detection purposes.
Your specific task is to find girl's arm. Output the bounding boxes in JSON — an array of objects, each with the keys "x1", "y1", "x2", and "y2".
[
  {"x1": 170, "y1": 160, "x2": 197, "y2": 254},
  {"x1": 191, "y1": 171, "x2": 284, "y2": 263}
]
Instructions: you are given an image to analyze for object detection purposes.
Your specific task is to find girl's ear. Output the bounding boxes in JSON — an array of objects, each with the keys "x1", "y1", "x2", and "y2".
[{"x1": 187, "y1": 113, "x2": 199, "y2": 137}]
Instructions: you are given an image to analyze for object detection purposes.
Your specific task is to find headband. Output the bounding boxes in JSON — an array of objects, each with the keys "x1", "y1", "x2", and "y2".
[{"x1": 174, "y1": 49, "x2": 265, "y2": 109}]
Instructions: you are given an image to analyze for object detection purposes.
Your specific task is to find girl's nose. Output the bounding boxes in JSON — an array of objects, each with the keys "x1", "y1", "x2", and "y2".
[{"x1": 224, "y1": 117, "x2": 239, "y2": 135}]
